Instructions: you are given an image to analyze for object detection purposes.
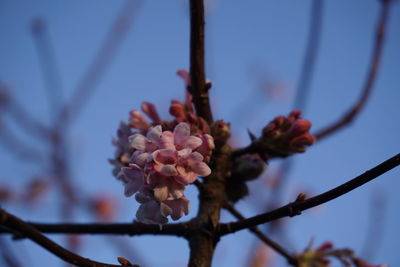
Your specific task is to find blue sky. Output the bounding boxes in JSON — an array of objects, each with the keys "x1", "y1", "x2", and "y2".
[{"x1": 0, "y1": 0, "x2": 399, "y2": 266}]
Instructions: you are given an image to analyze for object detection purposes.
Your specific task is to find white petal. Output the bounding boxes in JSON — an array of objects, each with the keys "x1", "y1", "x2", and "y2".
[
  {"x1": 129, "y1": 133, "x2": 146, "y2": 150},
  {"x1": 147, "y1": 125, "x2": 162, "y2": 141}
]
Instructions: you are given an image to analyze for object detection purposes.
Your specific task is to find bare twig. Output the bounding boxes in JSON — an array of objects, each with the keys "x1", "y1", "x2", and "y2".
[
  {"x1": 31, "y1": 17, "x2": 64, "y2": 119},
  {"x1": 0, "y1": 221, "x2": 188, "y2": 237},
  {"x1": 294, "y1": 0, "x2": 324, "y2": 112},
  {"x1": 224, "y1": 202, "x2": 297, "y2": 266},
  {"x1": 314, "y1": 0, "x2": 392, "y2": 140},
  {"x1": 7, "y1": 96, "x2": 50, "y2": 139},
  {"x1": 360, "y1": 190, "x2": 387, "y2": 260},
  {"x1": 189, "y1": 0, "x2": 213, "y2": 124},
  {"x1": 270, "y1": 0, "x2": 325, "y2": 208},
  {"x1": 0, "y1": 124, "x2": 43, "y2": 163},
  {"x1": 219, "y1": 153, "x2": 400, "y2": 235},
  {"x1": 0, "y1": 209, "x2": 136, "y2": 267},
  {"x1": 59, "y1": 0, "x2": 142, "y2": 125}
]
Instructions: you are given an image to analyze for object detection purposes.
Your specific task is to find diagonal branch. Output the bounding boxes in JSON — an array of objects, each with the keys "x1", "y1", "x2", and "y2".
[
  {"x1": 0, "y1": 221, "x2": 188, "y2": 237},
  {"x1": 0, "y1": 209, "x2": 138, "y2": 267},
  {"x1": 219, "y1": 153, "x2": 400, "y2": 236},
  {"x1": 314, "y1": 0, "x2": 392, "y2": 140},
  {"x1": 189, "y1": 0, "x2": 213, "y2": 124},
  {"x1": 224, "y1": 202, "x2": 297, "y2": 266},
  {"x1": 59, "y1": 0, "x2": 142, "y2": 125}
]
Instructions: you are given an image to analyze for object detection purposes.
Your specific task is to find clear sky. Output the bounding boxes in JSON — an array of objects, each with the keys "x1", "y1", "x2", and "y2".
[{"x1": 0, "y1": 0, "x2": 399, "y2": 266}]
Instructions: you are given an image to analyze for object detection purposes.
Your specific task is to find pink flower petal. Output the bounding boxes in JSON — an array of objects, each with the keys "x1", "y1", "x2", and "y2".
[
  {"x1": 177, "y1": 148, "x2": 192, "y2": 158},
  {"x1": 188, "y1": 151, "x2": 204, "y2": 162},
  {"x1": 136, "y1": 201, "x2": 168, "y2": 224},
  {"x1": 175, "y1": 168, "x2": 198, "y2": 184},
  {"x1": 159, "y1": 131, "x2": 175, "y2": 149},
  {"x1": 173, "y1": 122, "x2": 190, "y2": 147},
  {"x1": 161, "y1": 165, "x2": 178, "y2": 176},
  {"x1": 118, "y1": 166, "x2": 144, "y2": 197},
  {"x1": 154, "y1": 185, "x2": 169, "y2": 201},
  {"x1": 169, "y1": 181, "x2": 185, "y2": 199},
  {"x1": 152, "y1": 149, "x2": 178, "y2": 165},
  {"x1": 191, "y1": 161, "x2": 212, "y2": 177},
  {"x1": 181, "y1": 136, "x2": 202, "y2": 150},
  {"x1": 160, "y1": 202, "x2": 173, "y2": 217},
  {"x1": 131, "y1": 151, "x2": 149, "y2": 167},
  {"x1": 164, "y1": 197, "x2": 190, "y2": 221}
]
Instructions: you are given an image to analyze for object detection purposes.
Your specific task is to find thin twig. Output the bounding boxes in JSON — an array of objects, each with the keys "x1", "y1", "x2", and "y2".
[
  {"x1": 271, "y1": 0, "x2": 325, "y2": 208},
  {"x1": 31, "y1": 17, "x2": 64, "y2": 119},
  {"x1": 0, "y1": 124, "x2": 43, "y2": 163},
  {"x1": 360, "y1": 190, "x2": 386, "y2": 260},
  {"x1": 0, "y1": 209, "x2": 137, "y2": 267},
  {"x1": 219, "y1": 153, "x2": 400, "y2": 235},
  {"x1": 7, "y1": 96, "x2": 50, "y2": 139},
  {"x1": 189, "y1": 0, "x2": 213, "y2": 124},
  {"x1": 314, "y1": 0, "x2": 392, "y2": 140},
  {"x1": 223, "y1": 202, "x2": 297, "y2": 266},
  {"x1": 59, "y1": 0, "x2": 142, "y2": 125},
  {"x1": 294, "y1": 0, "x2": 324, "y2": 112},
  {"x1": 0, "y1": 221, "x2": 188, "y2": 237}
]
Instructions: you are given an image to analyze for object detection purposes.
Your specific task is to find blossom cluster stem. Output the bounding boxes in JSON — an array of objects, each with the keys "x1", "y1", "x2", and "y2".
[
  {"x1": 187, "y1": 133, "x2": 231, "y2": 266},
  {"x1": 189, "y1": 0, "x2": 213, "y2": 124}
]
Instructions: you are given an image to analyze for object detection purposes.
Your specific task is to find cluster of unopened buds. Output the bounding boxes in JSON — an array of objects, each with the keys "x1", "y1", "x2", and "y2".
[
  {"x1": 258, "y1": 110, "x2": 316, "y2": 158},
  {"x1": 297, "y1": 241, "x2": 388, "y2": 267},
  {"x1": 110, "y1": 70, "x2": 215, "y2": 224}
]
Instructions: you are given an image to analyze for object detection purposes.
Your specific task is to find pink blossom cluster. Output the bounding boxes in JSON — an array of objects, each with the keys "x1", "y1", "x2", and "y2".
[
  {"x1": 260, "y1": 110, "x2": 316, "y2": 157},
  {"x1": 110, "y1": 70, "x2": 215, "y2": 224},
  {"x1": 117, "y1": 122, "x2": 214, "y2": 224}
]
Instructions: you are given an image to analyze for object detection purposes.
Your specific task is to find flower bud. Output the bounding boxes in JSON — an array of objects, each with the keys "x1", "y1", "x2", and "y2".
[
  {"x1": 129, "y1": 110, "x2": 150, "y2": 130},
  {"x1": 169, "y1": 100, "x2": 186, "y2": 118},
  {"x1": 141, "y1": 102, "x2": 161, "y2": 123},
  {"x1": 232, "y1": 154, "x2": 265, "y2": 181}
]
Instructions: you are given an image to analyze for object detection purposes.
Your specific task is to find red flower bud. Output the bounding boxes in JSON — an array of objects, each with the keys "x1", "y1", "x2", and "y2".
[
  {"x1": 169, "y1": 100, "x2": 186, "y2": 118},
  {"x1": 141, "y1": 102, "x2": 161, "y2": 123},
  {"x1": 316, "y1": 241, "x2": 333, "y2": 251},
  {"x1": 129, "y1": 110, "x2": 150, "y2": 130}
]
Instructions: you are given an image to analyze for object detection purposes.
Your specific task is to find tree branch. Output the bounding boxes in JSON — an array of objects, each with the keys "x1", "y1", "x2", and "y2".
[
  {"x1": 0, "y1": 209, "x2": 138, "y2": 267},
  {"x1": 189, "y1": 0, "x2": 213, "y2": 124},
  {"x1": 219, "y1": 153, "x2": 400, "y2": 235},
  {"x1": 223, "y1": 202, "x2": 297, "y2": 266},
  {"x1": 314, "y1": 0, "x2": 392, "y2": 140},
  {"x1": 0, "y1": 221, "x2": 188, "y2": 237}
]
